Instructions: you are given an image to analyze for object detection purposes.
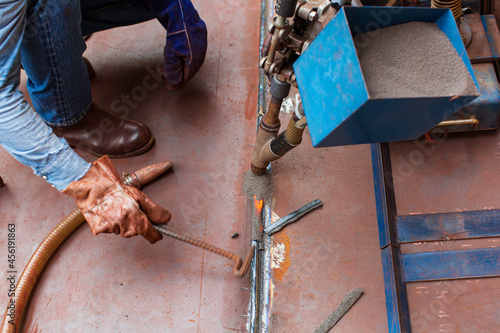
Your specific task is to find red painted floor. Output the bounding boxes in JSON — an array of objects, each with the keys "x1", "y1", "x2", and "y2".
[
  {"x1": 265, "y1": 127, "x2": 500, "y2": 332},
  {"x1": 264, "y1": 111, "x2": 388, "y2": 332},
  {"x1": 1, "y1": 1, "x2": 499, "y2": 332}
]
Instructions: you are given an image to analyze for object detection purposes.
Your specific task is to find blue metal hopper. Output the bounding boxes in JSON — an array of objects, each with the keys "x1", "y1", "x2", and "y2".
[{"x1": 294, "y1": 7, "x2": 480, "y2": 147}]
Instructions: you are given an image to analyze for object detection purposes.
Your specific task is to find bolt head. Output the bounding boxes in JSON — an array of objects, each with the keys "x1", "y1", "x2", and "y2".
[{"x1": 308, "y1": 11, "x2": 318, "y2": 21}]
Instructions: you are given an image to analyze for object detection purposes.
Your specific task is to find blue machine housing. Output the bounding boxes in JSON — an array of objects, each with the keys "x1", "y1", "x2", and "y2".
[
  {"x1": 441, "y1": 63, "x2": 500, "y2": 132},
  {"x1": 294, "y1": 7, "x2": 480, "y2": 147}
]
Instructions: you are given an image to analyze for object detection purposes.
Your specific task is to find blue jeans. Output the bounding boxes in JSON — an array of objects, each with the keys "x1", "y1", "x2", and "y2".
[
  {"x1": 22, "y1": 0, "x2": 156, "y2": 126},
  {"x1": 0, "y1": 0, "x2": 205, "y2": 190},
  {"x1": 0, "y1": 0, "x2": 156, "y2": 191}
]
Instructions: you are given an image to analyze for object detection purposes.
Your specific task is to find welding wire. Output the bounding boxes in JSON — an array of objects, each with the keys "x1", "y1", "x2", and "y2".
[
  {"x1": 314, "y1": 288, "x2": 364, "y2": 333},
  {"x1": 264, "y1": 199, "x2": 322, "y2": 235}
]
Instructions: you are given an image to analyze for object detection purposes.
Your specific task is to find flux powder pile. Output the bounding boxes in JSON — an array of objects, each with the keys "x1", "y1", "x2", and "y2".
[
  {"x1": 354, "y1": 22, "x2": 478, "y2": 98},
  {"x1": 243, "y1": 170, "x2": 273, "y2": 241}
]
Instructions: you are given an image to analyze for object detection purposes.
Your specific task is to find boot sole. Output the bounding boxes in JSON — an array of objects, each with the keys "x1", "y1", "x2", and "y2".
[{"x1": 72, "y1": 134, "x2": 155, "y2": 159}]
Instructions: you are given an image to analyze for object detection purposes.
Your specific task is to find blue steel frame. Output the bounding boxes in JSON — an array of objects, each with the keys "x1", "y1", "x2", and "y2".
[{"x1": 371, "y1": 142, "x2": 500, "y2": 333}]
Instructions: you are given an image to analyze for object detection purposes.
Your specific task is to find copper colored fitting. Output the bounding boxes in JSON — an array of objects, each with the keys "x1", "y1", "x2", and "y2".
[
  {"x1": 264, "y1": 16, "x2": 287, "y2": 73},
  {"x1": 251, "y1": 97, "x2": 285, "y2": 174},
  {"x1": 261, "y1": 33, "x2": 273, "y2": 58},
  {"x1": 251, "y1": 116, "x2": 307, "y2": 175},
  {"x1": 123, "y1": 161, "x2": 172, "y2": 188},
  {"x1": 263, "y1": 97, "x2": 283, "y2": 127},
  {"x1": 251, "y1": 164, "x2": 268, "y2": 176},
  {"x1": 251, "y1": 122, "x2": 280, "y2": 174},
  {"x1": 285, "y1": 116, "x2": 306, "y2": 145}
]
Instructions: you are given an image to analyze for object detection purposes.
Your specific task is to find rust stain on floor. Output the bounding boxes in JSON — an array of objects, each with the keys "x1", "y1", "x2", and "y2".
[{"x1": 271, "y1": 232, "x2": 291, "y2": 282}]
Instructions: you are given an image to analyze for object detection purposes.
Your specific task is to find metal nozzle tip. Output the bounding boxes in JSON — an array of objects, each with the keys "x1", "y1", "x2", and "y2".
[
  {"x1": 152, "y1": 161, "x2": 173, "y2": 173},
  {"x1": 250, "y1": 164, "x2": 267, "y2": 176},
  {"x1": 129, "y1": 161, "x2": 173, "y2": 188}
]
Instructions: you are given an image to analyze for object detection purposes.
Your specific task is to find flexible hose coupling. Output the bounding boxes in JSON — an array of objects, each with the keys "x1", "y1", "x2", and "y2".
[{"x1": 251, "y1": 116, "x2": 307, "y2": 175}]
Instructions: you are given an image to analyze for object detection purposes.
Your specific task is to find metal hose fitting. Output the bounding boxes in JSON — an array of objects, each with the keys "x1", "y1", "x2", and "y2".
[
  {"x1": 251, "y1": 115, "x2": 307, "y2": 175},
  {"x1": 275, "y1": 0, "x2": 298, "y2": 19},
  {"x1": 123, "y1": 161, "x2": 173, "y2": 188},
  {"x1": 285, "y1": 116, "x2": 306, "y2": 145},
  {"x1": 1, "y1": 161, "x2": 172, "y2": 333},
  {"x1": 251, "y1": 119, "x2": 281, "y2": 175},
  {"x1": 269, "y1": 115, "x2": 306, "y2": 156}
]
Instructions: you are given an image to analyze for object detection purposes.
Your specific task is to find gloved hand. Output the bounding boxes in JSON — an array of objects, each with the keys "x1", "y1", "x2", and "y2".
[
  {"x1": 62, "y1": 156, "x2": 170, "y2": 243},
  {"x1": 141, "y1": 0, "x2": 208, "y2": 90}
]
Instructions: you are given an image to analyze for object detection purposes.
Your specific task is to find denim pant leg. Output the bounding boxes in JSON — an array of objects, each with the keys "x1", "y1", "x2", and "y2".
[
  {"x1": 21, "y1": 0, "x2": 92, "y2": 126},
  {"x1": 21, "y1": 0, "x2": 155, "y2": 126}
]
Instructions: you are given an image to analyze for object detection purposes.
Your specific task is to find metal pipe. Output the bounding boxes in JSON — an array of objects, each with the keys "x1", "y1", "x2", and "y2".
[
  {"x1": 264, "y1": 24, "x2": 284, "y2": 72},
  {"x1": 1, "y1": 161, "x2": 172, "y2": 333},
  {"x1": 251, "y1": 76, "x2": 292, "y2": 175},
  {"x1": 262, "y1": 97, "x2": 283, "y2": 127},
  {"x1": 250, "y1": 97, "x2": 285, "y2": 175},
  {"x1": 250, "y1": 96, "x2": 283, "y2": 175},
  {"x1": 251, "y1": 119, "x2": 280, "y2": 175},
  {"x1": 435, "y1": 117, "x2": 479, "y2": 128}
]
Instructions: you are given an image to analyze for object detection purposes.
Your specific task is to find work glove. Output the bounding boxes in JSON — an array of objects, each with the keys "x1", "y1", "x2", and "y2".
[
  {"x1": 139, "y1": 0, "x2": 208, "y2": 90},
  {"x1": 62, "y1": 156, "x2": 170, "y2": 243}
]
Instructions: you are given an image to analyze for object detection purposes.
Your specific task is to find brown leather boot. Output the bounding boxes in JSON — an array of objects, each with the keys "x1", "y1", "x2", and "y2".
[
  {"x1": 83, "y1": 57, "x2": 94, "y2": 78},
  {"x1": 51, "y1": 105, "x2": 154, "y2": 158}
]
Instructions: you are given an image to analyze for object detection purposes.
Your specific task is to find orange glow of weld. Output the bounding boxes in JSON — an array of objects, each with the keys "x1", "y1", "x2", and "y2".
[{"x1": 253, "y1": 195, "x2": 263, "y2": 213}]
